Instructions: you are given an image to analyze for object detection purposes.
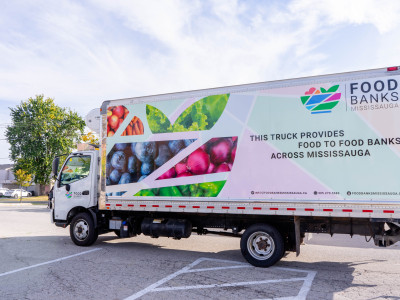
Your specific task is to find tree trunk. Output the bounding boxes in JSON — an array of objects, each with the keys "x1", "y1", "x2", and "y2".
[{"x1": 39, "y1": 184, "x2": 46, "y2": 196}]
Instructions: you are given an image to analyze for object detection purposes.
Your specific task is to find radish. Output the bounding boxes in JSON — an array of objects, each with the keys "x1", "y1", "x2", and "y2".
[
  {"x1": 187, "y1": 149, "x2": 210, "y2": 175},
  {"x1": 158, "y1": 167, "x2": 176, "y2": 180},
  {"x1": 207, "y1": 163, "x2": 215, "y2": 174},
  {"x1": 210, "y1": 139, "x2": 232, "y2": 164},
  {"x1": 231, "y1": 146, "x2": 237, "y2": 162},
  {"x1": 175, "y1": 162, "x2": 187, "y2": 175},
  {"x1": 177, "y1": 171, "x2": 193, "y2": 177},
  {"x1": 215, "y1": 163, "x2": 230, "y2": 173}
]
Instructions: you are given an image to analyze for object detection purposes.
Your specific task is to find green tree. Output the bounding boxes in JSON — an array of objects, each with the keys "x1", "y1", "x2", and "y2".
[
  {"x1": 14, "y1": 169, "x2": 32, "y2": 202},
  {"x1": 6, "y1": 95, "x2": 85, "y2": 193}
]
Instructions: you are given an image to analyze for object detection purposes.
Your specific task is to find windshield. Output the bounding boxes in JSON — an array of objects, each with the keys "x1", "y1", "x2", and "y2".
[{"x1": 60, "y1": 155, "x2": 91, "y2": 186}]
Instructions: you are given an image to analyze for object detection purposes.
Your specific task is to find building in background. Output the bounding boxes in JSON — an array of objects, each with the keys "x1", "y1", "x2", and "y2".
[{"x1": 0, "y1": 164, "x2": 50, "y2": 196}]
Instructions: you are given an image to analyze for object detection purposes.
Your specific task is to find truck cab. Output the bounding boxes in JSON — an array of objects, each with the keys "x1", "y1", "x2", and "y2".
[{"x1": 51, "y1": 150, "x2": 99, "y2": 225}]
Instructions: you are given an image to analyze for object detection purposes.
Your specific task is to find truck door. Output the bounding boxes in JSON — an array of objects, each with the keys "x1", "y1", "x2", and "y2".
[{"x1": 54, "y1": 154, "x2": 94, "y2": 221}]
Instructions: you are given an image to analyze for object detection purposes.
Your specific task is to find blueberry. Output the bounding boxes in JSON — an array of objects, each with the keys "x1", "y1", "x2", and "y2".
[
  {"x1": 168, "y1": 140, "x2": 185, "y2": 155},
  {"x1": 130, "y1": 142, "x2": 137, "y2": 155},
  {"x1": 109, "y1": 169, "x2": 121, "y2": 184},
  {"x1": 119, "y1": 173, "x2": 132, "y2": 184},
  {"x1": 135, "y1": 142, "x2": 157, "y2": 162},
  {"x1": 127, "y1": 155, "x2": 137, "y2": 174},
  {"x1": 184, "y1": 139, "x2": 196, "y2": 147},
  {"x1": 111, "y1": 151, "x2": 126, "y2": 170},
  {"x1": 141, "y1": 162, "x2": 154, "y2": 175},
  {"x1": 114, "y1": 143, "x2": 128, "y2": 151},
  {"x1": 138, "y1": 175, "x2": 147, "y2": 182},
  {"x1": 154, "y1": 144, "x2": 172, "y2": 167}
]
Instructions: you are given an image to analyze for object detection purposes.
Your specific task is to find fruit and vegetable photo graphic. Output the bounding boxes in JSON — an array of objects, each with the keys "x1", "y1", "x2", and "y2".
[
  {"x1": 105, "y1": 93, "x2": 238, "y2": 198},
  {"x1": 107, "y1": 105, "x2": 144, "y2": 137},
  {"x1": 157, "y1": 136, "x2": 238, "y2": 180},
  {"x1": 106, "y1": 139, "x2": 196, "y2": 186}
]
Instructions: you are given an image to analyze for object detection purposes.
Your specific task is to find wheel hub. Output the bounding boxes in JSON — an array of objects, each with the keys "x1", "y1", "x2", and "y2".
[
  {"x1": 247, "y1": 231, "x2": 275, "y2": 260},
  {"x1": 256, "y1": 238, "x2": 270, "y2": 251},
  {"x1": 74, "y1": 220, "x2": 89, "y2": 240}
]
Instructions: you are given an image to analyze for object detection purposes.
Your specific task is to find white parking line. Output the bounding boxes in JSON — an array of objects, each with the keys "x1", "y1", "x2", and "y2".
[
  {"x1": 0, "y1": 248, "x2": 101, "y2": 278},
  {"x1": 125, "y1": 257, "x2": 317, "y2": 300}
]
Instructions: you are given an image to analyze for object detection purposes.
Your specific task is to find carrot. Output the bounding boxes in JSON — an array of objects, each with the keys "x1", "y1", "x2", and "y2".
[
  {"x1": 132, "y1": 116, "x2": 138, "y2": 124},
  {"x1": 126, "y1": 124, "x2": 133, "y2": 136},
  {"x1": 134, "y1": 123, "x2": 140, "y2": 135},
  {"x1": 138, "y1": 119, "x2": 144, "y2": 134},
  {"x1": 121, "y1": 129, "x2": 126, "y2": 136}
]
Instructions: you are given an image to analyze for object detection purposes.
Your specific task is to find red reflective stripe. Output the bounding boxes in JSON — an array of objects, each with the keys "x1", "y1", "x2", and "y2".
[
  {"x1": 343, "y1": 209, "x2": 352, "y2": 212},
  {"x1": 323, "y1": 209, "x2": 333, "y2": 212},
  {"x1": 253, "y1": 207, "x2": 262, "y2": 210},
  {"x1": 362, "y1": 210, "x2": 373, "y2": 213},
  {"x1": 128, "y1": 204, "x2": 134, "y2": 207},
  {"x1": 287, "y1": 208, "x2": 296, "y2": 211},
  {"x1": 152, "y1": 205, "x2": 159, "y2": 207},
  {"x1": 207, "y1": 206, "x2": 214, "y2": 209},
  {"x1": 165, "y1": 205, "x2": 172, "y2": 208},
  {"x1": 116, "y1": 204, "x2": 122, "y2": 207},
  {"x1": 193, "y1": 206, "x2": 200, "y2": 208},
  {"x1": 387, "y1": 66, "x2": 399, "y2": 71},
  {"x1": 237, "y1": 207, "x2": 245, "y2": 210},
  {"x1": 179, "y1": 205, "x2": 186, "y2": 208},
  {"x1": 270, "y1": 208, "x2": 278, "y2": 210},
  {"x1": 384, "y1": 210, "x2": 394, "y2": 213},
  {"x1": 222, "y1": 206, "x2": 230, "y2": 209},
  {"x1": 105, "y1": 204, "x2": 110, "y2": 206},
  {"x1": 305, "y1": 208, "x2": 314, "y2": 211},
  {"x1": 140, "y1": 205, "x2": 146, "y2": 207}
]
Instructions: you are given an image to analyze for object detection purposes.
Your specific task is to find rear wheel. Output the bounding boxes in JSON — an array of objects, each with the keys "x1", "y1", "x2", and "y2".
[
  {"x1": 70, "y1": 212, "x2": 98, "y2": 246},
  {"x1": 240, "y1": 223, "x2": 284, "y2": 267}
]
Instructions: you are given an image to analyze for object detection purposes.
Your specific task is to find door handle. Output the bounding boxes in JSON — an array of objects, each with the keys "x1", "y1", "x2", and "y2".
[{"x1": 82, "y1": 190, "x2": 90, "y2": 195}]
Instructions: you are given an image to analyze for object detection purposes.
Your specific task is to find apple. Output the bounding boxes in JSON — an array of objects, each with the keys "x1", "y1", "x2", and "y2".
[
  {"x1": 109, "y1": 115, "x2": 119, "y2": 130},
  {"x1": 113, "y1": 106, "x2": 125, "y2": 118}
]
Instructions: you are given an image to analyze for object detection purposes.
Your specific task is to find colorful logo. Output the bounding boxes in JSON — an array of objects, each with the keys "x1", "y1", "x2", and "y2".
[
  {"x1": 65, "y1": 192, "x2": 72, "y2": 199},
  {"x1": 301, "y1": 85, "x2": 341, "y2": 114}
]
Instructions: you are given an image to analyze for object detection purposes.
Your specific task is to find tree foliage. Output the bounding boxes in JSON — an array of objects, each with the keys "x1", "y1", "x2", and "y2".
[
  {"x1": 81, "y1": 131, "x2": 99, "y2": 145},
  {"x1": 6, "y1": 95, "x2": 85, "y2": 185}
]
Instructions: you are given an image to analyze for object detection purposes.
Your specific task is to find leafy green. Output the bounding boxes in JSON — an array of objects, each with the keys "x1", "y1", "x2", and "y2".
[
  {"x1": 146, "y1": 94, "x2": 229, "y2": 134},
  {"x1": 146, "y1": 105, "x2": 171, "y2": 133}
]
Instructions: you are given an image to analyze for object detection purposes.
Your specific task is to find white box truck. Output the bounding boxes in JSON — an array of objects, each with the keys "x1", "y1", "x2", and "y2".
[{"x1": 50, "y1": 66, "x2": 400, "y2": 267}]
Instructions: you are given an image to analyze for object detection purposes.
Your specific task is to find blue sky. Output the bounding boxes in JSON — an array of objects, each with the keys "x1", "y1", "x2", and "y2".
[{"x1": 1, "y1": 0, "x2": 400, "y2": 163}]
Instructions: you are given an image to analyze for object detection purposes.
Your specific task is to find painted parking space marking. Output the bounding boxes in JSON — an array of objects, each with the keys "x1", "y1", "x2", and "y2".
[
  {"x1": 125, "y1": 257, "x2": 317, "y2": 300},
  {"x1": 0, "y1": 248, "x2": 101, "y2": 278}
]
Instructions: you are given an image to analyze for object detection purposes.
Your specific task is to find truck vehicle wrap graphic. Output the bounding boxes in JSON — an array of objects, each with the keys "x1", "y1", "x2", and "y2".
[{"x1": 105, "y1": 74, "x2": 400, "y2": 203}]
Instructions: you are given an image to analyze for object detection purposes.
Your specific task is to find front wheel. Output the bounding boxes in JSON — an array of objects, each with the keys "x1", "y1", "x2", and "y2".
[
  {"x1": 70, "y1": 212, "x2": 98, "y2": 246},
  {"x1": 240, "y1": 223, "x2": 284, "y2": 268}
]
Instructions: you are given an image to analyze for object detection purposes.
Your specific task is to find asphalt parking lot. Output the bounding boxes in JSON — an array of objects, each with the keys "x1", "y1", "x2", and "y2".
[{"x1": 1, "y1": 204, "x2": 400, "y2": 300}]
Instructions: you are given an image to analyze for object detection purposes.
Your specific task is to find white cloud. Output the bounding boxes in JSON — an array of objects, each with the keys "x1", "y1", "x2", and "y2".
[{"x1": 1, "y1": 0, "x2": 400, "y2": 163}]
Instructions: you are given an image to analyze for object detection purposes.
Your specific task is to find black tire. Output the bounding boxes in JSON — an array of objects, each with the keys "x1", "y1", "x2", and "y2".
[
  {"x1": 240, "y1": 223, "x2": 284, "y2": 268},
  {"x1": 70, "y1": 212, "x2": 98, "y2": 246}
]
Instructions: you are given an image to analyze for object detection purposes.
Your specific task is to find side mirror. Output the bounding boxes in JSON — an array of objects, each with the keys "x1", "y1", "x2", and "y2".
[
  {"x1": 65, "y1": 184, "x2": 71, "y2": 192},
  {"x1": 52, "y1": 157, "x2": 60, "y2": 179}
]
